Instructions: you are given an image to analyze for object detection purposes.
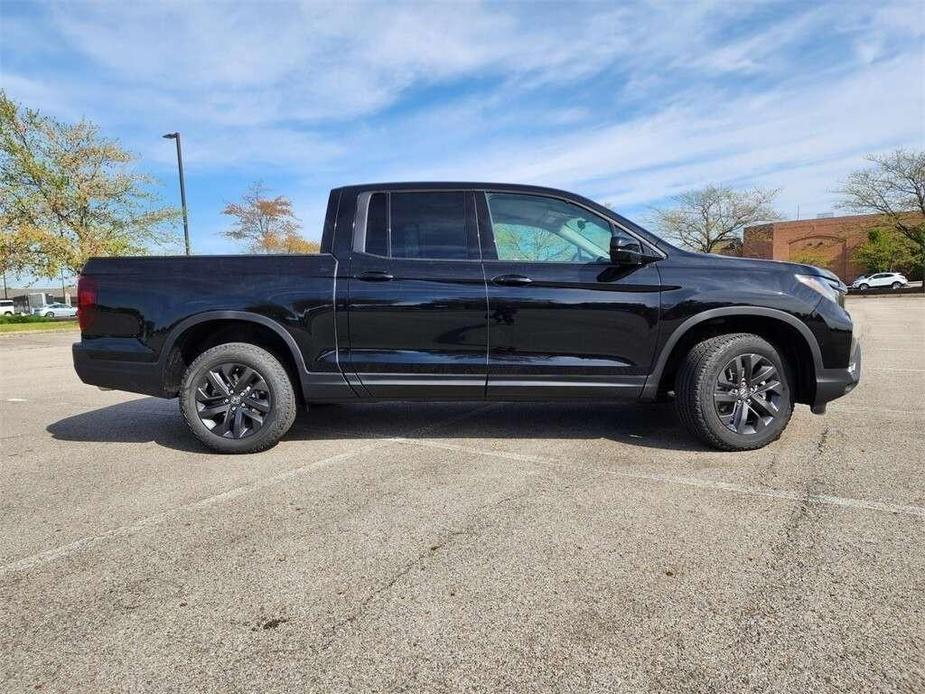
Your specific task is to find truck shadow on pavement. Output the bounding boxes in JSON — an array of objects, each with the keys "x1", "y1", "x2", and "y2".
[{"x1": 47, "y1": 397, "x2": 711, "y2": 453}]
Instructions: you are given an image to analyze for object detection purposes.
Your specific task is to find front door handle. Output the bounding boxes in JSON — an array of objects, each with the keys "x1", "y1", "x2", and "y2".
[
  {"x1": 356, "y1": 271, "x2": 394, "y2": 282},
  {"x1": 491, "y1": 274, "x2": 533, "y2": 287}
]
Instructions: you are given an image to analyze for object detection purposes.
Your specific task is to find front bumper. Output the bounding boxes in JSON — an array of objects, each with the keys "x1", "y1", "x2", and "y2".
[{"x1": 811, "y1": 337, "x2": 861, "y2": 414}]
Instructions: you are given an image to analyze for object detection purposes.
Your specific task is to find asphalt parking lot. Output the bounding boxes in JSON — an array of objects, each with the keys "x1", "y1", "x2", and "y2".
[{"x1": 1, "y1": 297, "x2": 923, "y2": 693}]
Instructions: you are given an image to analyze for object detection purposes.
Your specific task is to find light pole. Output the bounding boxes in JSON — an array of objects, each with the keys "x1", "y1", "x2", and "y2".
[{"x1": 163, "y1": 132, "x2": 191, "y2": 255}]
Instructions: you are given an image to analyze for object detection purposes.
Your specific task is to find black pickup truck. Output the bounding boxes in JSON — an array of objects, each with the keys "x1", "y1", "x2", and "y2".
[{"x1": 73, "y1": 182, "x2": 860, "y2": 453}]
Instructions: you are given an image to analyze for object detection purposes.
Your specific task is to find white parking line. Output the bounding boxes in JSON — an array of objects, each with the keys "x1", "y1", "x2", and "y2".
[
  {"x1": 390, "y1": 438, "x2": 925, "y2": 520},
  {"x1": 1, "y1": 444, "x2": 384, "y2": 576},
  {"x1": 4, "y1": 407, "x2": 923, "y2": 578},
  {"x1": 871, "y1": 348, "x2": 925, "y2": 352},
  {"x1": 827, "y1": 405, "x2": 924, "y2": 417},
  {"x1": 0, "y1": 405, "x2": 496, "y2": 577}
]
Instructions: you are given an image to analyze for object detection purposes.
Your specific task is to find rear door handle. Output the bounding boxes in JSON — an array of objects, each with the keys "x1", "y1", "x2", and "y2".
[
  {"x1": 356, "y1": 271, "x2": 394, "y2": 282},
  {"x1": 491, "y1": 274, "x2": 533, "y2": 287}
]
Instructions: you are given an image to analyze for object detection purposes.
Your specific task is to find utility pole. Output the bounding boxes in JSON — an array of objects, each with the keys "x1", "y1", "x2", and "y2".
[{"x1": 163, "y1": 132, "x2": 191, "y2": 255}]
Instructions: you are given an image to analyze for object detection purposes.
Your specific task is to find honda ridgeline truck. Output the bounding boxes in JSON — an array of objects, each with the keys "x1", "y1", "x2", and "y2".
[{"x1": 73, "y1": 183, "x2": 861, "y2": 453}]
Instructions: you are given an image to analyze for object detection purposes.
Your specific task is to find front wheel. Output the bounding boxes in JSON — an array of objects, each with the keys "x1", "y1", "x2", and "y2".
[
  {"x1": 179, "y1": 342, "x2": 297, "y2": 454},
  {"x1": 45, "y1": 311, "x2": 55, "y2": 318},
  {"x1": 675, "y1": 333, "x2": 793, "y2": 451}
]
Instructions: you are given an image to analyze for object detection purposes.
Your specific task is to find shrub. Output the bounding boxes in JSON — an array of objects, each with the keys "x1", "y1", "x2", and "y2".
[{"x1": 0, "y1": 314, "x2": 56, "y2": 324}]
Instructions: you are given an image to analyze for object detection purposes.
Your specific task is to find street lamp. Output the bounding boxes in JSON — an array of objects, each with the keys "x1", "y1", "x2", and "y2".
[{"x1": 163, "y1": 132, "x2": 191, "y2": 255}]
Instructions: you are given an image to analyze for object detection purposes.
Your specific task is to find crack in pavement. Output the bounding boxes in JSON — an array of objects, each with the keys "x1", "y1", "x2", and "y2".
[
  {"x1": 711, "y1": 423, "x2": 841, "y2": 690},
  {"x1": 316, "y1": 488, "x2": 534, "y2": 651}
]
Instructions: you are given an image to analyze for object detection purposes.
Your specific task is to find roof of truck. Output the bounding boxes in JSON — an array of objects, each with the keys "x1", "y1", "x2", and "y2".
[
  {"x1": 333, "y1": 181, "x2": 579, "y2": 195},
  {"x1": 327, "y1": 181, "x2": 672, "y2": 254}
]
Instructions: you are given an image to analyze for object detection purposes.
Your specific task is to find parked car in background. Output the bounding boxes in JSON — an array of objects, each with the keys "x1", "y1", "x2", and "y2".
[
  {"x1": 851, "y1": 272, "x2": 908, "y2": 290},
  {"x1": 35, "y1": 302, "x2": 78, "y2": 319},
  {"x1": 0, "y1": 300, "x2": 15, "y2": 316},
  {"x1": 73, "y1": 182, "x2": 861, "y2": 454}
]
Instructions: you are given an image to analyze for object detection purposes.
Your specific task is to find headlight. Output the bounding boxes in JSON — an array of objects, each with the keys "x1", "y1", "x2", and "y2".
[{"x1": 795, "y1": 274, "x2": 845, "y2": 303}]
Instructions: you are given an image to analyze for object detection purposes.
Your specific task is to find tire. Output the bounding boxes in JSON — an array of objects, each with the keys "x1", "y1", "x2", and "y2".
[
  {"x1": 179, "y1": 342, "x2": 297, "y2": 454},
  {"x1": 675, "y1": 333, "x2": 793, "y2": 451},
  {"x1": 45, "y1": 311, "x2": 55, "y2": 318},
  {"x1": 858, "y1": 283, "x2": 869, "y2": 291},
  {"x1": 891, "y1": 282, "x2": 901, "y2": 290}
]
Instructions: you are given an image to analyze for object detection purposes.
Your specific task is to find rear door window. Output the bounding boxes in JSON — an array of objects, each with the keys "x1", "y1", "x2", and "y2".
[
  {"x1": 390, "y1": 192, "x2": 468, "y2": 260},
  {"x1": 361, "y1": 192, "x2": 472, "y2": 260}
]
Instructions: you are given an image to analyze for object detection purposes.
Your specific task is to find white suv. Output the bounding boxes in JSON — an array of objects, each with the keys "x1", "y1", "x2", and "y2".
[
  {"x1": 0, "y1": 299, "x2": 14, "y2": 316},
  {"x1": 852, "y1": 272, "x2": 908, "y2": 290}
]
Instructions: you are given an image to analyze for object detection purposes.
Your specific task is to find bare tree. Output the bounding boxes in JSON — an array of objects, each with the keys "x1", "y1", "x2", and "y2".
[
  {"x1": 837, "y1": 149, "x2": 925, "y2": 290},
  {"x1": 650, "y1": 185, "x2": 781, "y2": 253}
]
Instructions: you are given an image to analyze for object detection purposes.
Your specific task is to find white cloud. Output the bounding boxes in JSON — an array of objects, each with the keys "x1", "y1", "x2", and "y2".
[
  {"x1": 2, "y1": 0, "x2": 922, "y2": 241},
  {"x1": 369, "y1": 50, "x2": 923, "y2": 217}
]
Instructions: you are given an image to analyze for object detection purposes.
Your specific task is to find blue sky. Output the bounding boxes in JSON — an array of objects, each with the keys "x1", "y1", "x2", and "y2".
[{"x1": 2, "y1": 0, "x2": 924, "y2": 261}]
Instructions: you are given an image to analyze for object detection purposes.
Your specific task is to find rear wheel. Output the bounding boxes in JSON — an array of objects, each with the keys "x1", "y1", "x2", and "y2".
[
  {"x1": 676, "y1": 333, "x2": 793, "y2": 451},
  {"x1": 179, "y1": 342, "x2": 297, "y2": 454},
  {"x1": 891, "y1": 281, "x2": 901, "y2": 290},
  {"x1": 859, "y1": 283, "x2": 869, "y2": 291},
  {"x1": 44, "y1": 311, "x2": 54, "y2": 318}
]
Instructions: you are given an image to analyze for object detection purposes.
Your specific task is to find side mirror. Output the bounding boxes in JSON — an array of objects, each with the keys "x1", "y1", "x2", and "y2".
[{"x1": 610, "y1": 237, "x2": 644, "y2": 265}]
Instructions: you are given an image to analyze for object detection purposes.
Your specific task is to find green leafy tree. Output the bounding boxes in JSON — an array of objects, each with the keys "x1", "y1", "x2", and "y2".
[
  {"x1": 852, "y1": 225, "x2": 919, "y2": 274},
  {"x1": 0, "y1": 91, "x2": 179, "y2": 278},
  {"x1": 650, "y1": 184, "x2": 781, "y2": 253},
  {"x1": 837, "y1": 149, "x2": 925, "y2": 288}
]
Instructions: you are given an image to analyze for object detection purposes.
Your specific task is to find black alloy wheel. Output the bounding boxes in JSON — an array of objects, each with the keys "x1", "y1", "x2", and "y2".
[
  {"x1": 179, "y1": 342, "x2": 297, "y2": 454},
  {"x1": 195, "y1": 363, "x2": 271, "y2": 439},
  {"x1": 675, "y1": 333, "x2": 793, "y2": 451},
  {"x1": 712, "y1": 353, "x2": 783, "y2": 435}
]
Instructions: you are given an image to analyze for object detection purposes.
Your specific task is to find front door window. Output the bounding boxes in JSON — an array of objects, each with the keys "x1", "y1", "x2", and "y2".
[{"x1": 485, "y1": 193, "x2": 633, "y2": 263}]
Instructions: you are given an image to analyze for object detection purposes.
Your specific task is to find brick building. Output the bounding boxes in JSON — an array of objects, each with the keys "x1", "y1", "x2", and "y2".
[{"x1": 740, "y1": 213, "x2": 884, "y2": 282}]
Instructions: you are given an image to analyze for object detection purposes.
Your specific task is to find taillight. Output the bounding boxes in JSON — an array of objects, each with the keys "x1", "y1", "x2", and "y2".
[{"x1": 77, "y1": 275, "x2": 98, "y2": 331}]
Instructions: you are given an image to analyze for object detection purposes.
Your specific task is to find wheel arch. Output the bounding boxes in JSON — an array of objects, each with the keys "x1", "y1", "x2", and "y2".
[
  {"x1": 642, "y1": 307, "x2": 823, "y2": 405},
  {"x1": 159, "y1": 311, "x2": 306, "y2": 399}
]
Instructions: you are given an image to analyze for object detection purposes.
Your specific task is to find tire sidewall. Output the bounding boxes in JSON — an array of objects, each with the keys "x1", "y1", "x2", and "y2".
[
  {"x1": 698, "y1": 337, "x2": 792, "y2": 449},
  {"x1": 180, "y1": 344, "x2": 294, "y2": 453}
]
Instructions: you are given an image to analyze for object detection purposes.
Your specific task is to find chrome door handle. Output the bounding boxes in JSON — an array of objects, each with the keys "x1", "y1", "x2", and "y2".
[
  {"x1": 491, "y1": 274, "x2": 533, "y2": 287},
  {"x1": 356, "y1": 271, "x2": 394, "y2": 282}
]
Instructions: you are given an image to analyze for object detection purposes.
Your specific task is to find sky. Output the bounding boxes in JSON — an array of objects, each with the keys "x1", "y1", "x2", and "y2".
[{"x1": 1, "y1": 0, "x2": 924, "y2": 262}]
